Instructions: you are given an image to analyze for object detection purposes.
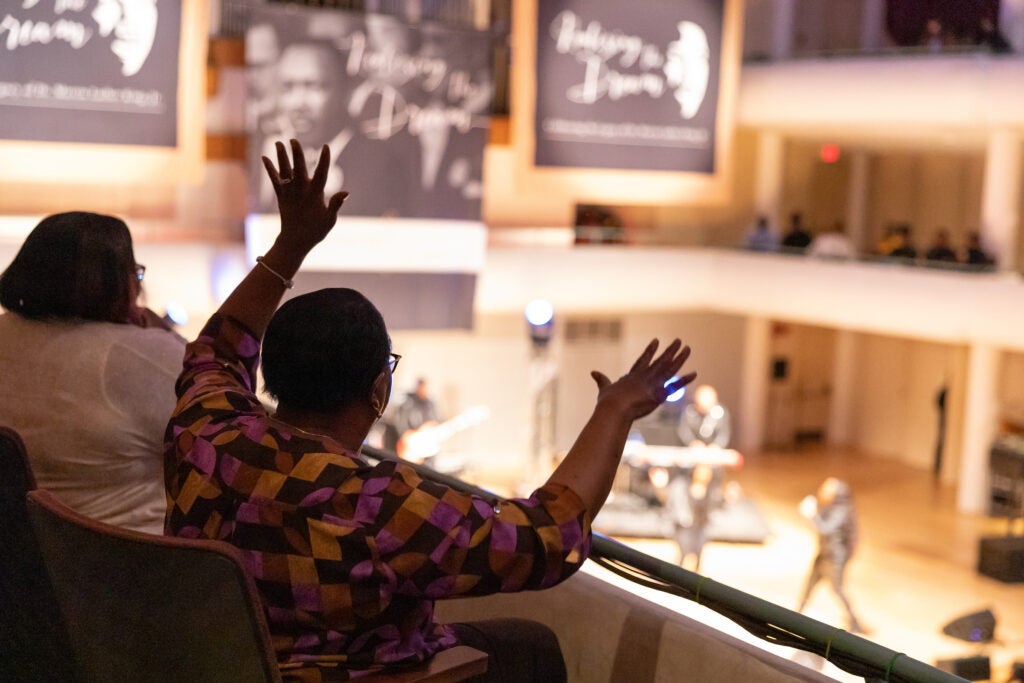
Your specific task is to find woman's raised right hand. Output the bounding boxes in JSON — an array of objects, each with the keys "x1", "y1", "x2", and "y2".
[
  {"x1": 262, "y1": 139, "x2": 348, "y2": 254},
  {"x1": 590, "y1": 339, "x2": 696, "y2": 421}
]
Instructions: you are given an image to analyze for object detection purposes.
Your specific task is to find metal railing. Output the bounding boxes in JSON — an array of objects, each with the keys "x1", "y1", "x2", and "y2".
[{"x1": 360, "y1": 444, "x2": 967, "y2": 683}]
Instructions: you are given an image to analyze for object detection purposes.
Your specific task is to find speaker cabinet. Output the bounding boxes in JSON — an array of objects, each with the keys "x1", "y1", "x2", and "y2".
[
  {"x1": 935, "y1": 655, "x2": 991, "y2": 681},
  {"x1": 977, "y1": 536, "x2": 1024, "y2": 583},
  {"x1": 942, "y1": 609, "x2": 996, "y2": 642}
]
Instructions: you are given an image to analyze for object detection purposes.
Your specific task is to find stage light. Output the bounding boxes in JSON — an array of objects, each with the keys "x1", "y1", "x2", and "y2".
[
  {"x1": 525, "y1": 299, "x2": 554, "y2": 326},
  {"x1": 649, "y1": 466, "x2": 670, "y2": 489},
  {"x1": 665, "y1": 380, "x2": 686, "y2": 403},
  {"x1": 525, "y1": 299, "x2": 555, "y2": 348},
  {"x1": 164, "y1": 301, "x2": 189, "y2": 327}
]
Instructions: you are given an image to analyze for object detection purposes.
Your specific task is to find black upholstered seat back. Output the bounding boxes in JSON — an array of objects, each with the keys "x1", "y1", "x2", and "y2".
[
  {"x1": 0, "y1": 426, "x2": 79, "y2": 682},
  {"x1": 26, "y1": 488, "x2": 281, "y2": 683}
]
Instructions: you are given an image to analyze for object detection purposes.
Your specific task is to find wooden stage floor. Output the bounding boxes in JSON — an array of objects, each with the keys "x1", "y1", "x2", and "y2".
[{"x1": 605, "y1": 446, "x2": 1024, "y2": 681}]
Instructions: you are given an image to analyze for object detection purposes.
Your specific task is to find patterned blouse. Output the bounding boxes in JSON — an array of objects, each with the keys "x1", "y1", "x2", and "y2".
[{"x1": 164, "y1": 314, "x2": 591, "y2": 680}]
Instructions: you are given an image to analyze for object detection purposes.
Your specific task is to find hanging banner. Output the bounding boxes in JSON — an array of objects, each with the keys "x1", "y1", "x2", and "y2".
[
  {"x1": 533, "y1": 0, "x2": 724, "y2": 173},
  {"x1": 247, "y1": 5, "x2": 493, "y2": 220},
  {"x1": 0, "y1": 0, "x2": 181, "y2": 147}
]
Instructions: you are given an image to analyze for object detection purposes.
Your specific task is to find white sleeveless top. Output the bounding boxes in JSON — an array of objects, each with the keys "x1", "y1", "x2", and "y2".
[{"x1": 0, "y1": 313, "x2": 184, "y2": 534}]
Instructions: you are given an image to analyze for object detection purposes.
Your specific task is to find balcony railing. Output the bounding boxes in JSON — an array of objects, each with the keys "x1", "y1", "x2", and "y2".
[{"x1": 361, "y1": 444, "x2": 965, "y2": 683}]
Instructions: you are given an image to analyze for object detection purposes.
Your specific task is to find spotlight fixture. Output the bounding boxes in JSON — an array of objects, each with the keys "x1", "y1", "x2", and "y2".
[{"x1": 525, "y1": 299, "x2": 554, "y2": 348}]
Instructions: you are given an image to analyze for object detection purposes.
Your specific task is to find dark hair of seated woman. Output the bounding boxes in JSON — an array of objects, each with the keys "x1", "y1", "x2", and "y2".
[
  {"x1": 262, "y1": 287, "x2": 391, "y2": 414},
  {"x1": 0, "y1": 211, "x2": 139, "y2": 324}
]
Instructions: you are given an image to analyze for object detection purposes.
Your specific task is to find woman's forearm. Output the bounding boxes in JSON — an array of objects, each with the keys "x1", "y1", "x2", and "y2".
[{"x1": 546, "y1": 402, "x2": 634, "y2": 523}]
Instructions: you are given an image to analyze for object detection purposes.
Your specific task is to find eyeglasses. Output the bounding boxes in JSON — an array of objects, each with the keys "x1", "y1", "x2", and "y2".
[
  {"x1": 388, "y1": 353, "x2": 401, "y2": 373},
  {"x1": 133, "y1": 264, "x2": 146, "y2": 282}
]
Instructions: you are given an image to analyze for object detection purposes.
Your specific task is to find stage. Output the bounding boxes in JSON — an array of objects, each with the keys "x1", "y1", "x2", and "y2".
[{"x1": 602, "y1": 447, "x2": 1024, "y2": 682}]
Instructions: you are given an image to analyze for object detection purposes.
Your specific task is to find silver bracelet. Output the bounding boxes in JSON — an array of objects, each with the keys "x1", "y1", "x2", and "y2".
[{"x1": 255, "y1": 256, "x2": 294, "y2": 289}]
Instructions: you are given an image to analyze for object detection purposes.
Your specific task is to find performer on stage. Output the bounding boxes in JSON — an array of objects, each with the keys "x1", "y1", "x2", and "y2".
[
  {"x1": 397, "y1": 377, "x2": 440, "y2": 437},
  {"x1": 677, "y1": 384, "x2": 731, "y2": 448},
  {"x1": 797, "y1": 477, "x2": 865, "y2": 633},
  {"x1": 665, "y1": 463, "x2": 721, "y2": 572}
]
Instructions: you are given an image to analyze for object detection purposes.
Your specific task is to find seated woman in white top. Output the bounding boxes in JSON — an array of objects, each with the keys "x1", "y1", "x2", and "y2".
[{"x1": 0, "y1": 212, "x2": 184, "y2": 534}]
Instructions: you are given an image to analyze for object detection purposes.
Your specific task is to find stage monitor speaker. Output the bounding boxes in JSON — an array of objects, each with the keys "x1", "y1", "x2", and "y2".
[
  {"x1": 935, "y1": 655, "x2": 991, "y2": 681},
  {"x1": 977, "y1": 535, "x2": 1024, "y2": 583},
  {"x1": 942, "y1": 608, "x2": 996, "y2": 643}
]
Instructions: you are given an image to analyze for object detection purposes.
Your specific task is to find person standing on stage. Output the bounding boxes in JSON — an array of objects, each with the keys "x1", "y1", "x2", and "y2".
[
  {"x1": 666, "y1": 463, "x2": 721, "y2": 572},
  {"x1": 796, "y1": 477, "x2": 865, "y2": 633},
  {"x1": 397, "y1": 378, "x2": 440, "y2": 436},
  {"x1": 677, "y1": 384, "x2": 731, "y2": 449}
]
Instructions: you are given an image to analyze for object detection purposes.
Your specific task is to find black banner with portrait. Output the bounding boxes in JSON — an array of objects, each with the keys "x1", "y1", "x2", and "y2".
[
  {"x1": 247, "y1": 5, "x2": 493, "y2": 220},
  {"x1": 0, "y1": 0, "x2": 180, "y2": 147},
  {"x1": 534, "y1": 0, "x2": 724, "y2": 173}
]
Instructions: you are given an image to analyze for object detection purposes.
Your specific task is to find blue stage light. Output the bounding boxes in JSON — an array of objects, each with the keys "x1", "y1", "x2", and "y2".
[
  {"x1": 164, "y1": 301, "x2": 189, "y2": 327},
  {"x1": 525, "y1": 299, "x2": 554, "y2": 326},
  {"x1": 525, "y1": 299, "x2": 555, "y2": 348},
  {"x1": 665, "y1": 380, "x2": 686, "y2": 403}
]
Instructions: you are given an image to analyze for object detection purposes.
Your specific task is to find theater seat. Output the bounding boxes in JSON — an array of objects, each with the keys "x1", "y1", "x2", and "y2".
[
  {"x1": 0, "y1": 426, "x2": 78, "y2": 682},
  {"x1": 26, "y1": 488, "x2": 283, "y2": 683},
  {"x1": 26, "y1": 487, "x2": 487, "y2": 683}
]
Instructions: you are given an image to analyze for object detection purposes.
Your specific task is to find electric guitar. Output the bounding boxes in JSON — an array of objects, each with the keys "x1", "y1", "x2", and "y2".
[{"x1": 396, "y1": 405, "x2": 491, "y2": 464}]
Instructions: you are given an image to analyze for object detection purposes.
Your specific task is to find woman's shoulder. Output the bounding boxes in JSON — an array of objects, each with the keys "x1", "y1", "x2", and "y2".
[{"x1": 108, "y1": 324, "x2": 186, "y2": 362}]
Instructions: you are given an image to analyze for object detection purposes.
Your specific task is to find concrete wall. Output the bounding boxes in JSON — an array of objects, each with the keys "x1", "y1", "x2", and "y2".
[{"x1": 437, "y1": 569, "x2": 835, "y2": 683}]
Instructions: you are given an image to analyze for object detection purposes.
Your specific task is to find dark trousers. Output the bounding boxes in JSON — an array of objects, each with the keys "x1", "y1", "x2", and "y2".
[
  {"x1": 450, "y1": 618, "x2": 567, "y2": 683},
  {"x1": 797, "y1": 555, "x2": 863, "y2": 632}
]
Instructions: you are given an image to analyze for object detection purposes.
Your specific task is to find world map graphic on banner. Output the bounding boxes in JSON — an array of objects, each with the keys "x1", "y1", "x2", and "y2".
[
  {"x1": 535, "y1": 0, "x2": 723, "y2": 172},
  {"x1": 0, "y1": 0, "x2": 180, "y2": 146},
  {"x1": 247, "y1": 5, "x2": 493, "y2": 221}
]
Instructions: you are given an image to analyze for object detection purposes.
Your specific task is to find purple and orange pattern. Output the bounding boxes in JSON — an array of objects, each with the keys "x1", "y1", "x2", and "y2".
[{"x1": 164, "y1": 314, "x2": 590, "y2": 680}]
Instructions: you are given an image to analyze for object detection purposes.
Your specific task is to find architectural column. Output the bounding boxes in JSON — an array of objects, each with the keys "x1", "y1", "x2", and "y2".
[
  {"x1": 208, "y1": 0, "x2": 222, "y2": 34},
  {"x1": 738, "y1": 317, "x2": 771, "y2": 453},
  {"x1": 860, "y1": 0, "x2": 886, "y2": 51},
  {"x1": 403, "y1": 0, "x2": 423, "y2": 23},
  {"x1": 957, "y1": 344, "x2": 999, "y2": 513},
  {"x1": 827, "y1": 330, "x2": 856, "y2": 446},
  {"x1": 755, "y1": 132, "x2": 785, "y2": 228},
  {"x1": 1000, "y1": 0, "x2": 1024, "y2": 54},
  {"x1": 844, "y1": 151, "x2": 870, "y2": 252},
  {"x1": 771, "y1": 0, "x2": 796, "y2": 60},
  {"x1": 473, "y1": 0, "x2": 491, "y2": 30},
  {"x1": 981, "y1": 129, "x2": 1022, "y2": 272}
]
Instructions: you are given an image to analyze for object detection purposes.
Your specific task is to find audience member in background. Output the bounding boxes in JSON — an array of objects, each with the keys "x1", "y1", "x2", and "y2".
[
  {"x1": 874, "y1": 224, "x2": 901, "y2": 256},
  {"x1": 0, "y1": 212, "x2": 184, "y2": 534},
  {"x1": 743, "y1": 215, "x2": 780, "y2": 252},
  {"x1": 886, "y1": 225, "x2": 918, "y2": 260},
  {"x1": 781, "y1": 212, "x2": 812, "y2": 252},
  {"x1": 977, "y1": 15, "x2": 1012, "y2": 54},
  {"x1": 964, "y1": 231, "x2": 996, "y2": 267},
  {"x1": 924, "y1": 228, "x2": 958, "y2": 263},
  {"x1": 164, "y1": 140, "x2": 696, "y2": 680},
  {"x1": 807, "y1": 221, "x2": 856, "y2": 260},
  {"x1": 797, "y1": 477, "x2": 864, "y2": 633},
  {"x1": 921, "y1": 17, "x2": 950, "y2": 53}
]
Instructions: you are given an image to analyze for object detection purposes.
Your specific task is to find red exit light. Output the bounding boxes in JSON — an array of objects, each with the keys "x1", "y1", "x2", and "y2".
[{"x1": 820, "y1": 143, "x2": 841, "y2": 164}]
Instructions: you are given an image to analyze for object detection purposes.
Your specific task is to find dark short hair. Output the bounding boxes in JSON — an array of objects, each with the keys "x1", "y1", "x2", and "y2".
[
  {"x1": 262, "y1": 288, "x2": 391, "y2": 414},
  {"x1": 0, "y1": 212, "x2": 137, "y2": 323}
]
